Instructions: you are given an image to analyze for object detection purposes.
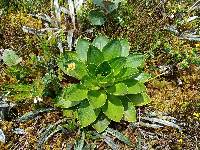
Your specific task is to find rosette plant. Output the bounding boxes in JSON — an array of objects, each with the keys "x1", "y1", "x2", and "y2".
[{"x1": 56, "y1": 35, "x2": 150, "y2": 132}]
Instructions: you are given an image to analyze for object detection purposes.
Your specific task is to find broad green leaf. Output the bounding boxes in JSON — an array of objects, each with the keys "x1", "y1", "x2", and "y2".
[
  {"x1": 92, "y1": 35, "x2": 109, "y2": 51},
  {"x1": 87, "y1": 64, "x2": 97, "y2": 76},
  {"x1": 88, "y1": 90, "x2": 107, "y2": 109},
  {"x1": 126, "y1": 93, "x2": 151, "y2": 106},
  {"x1": 102, "y1": 39, "x2": 122, "y2": 61},
  {"x1": 115, "y1": 67, "x2": 139, "y2": 82},
  {"x1": 122, "y1": 101, "x2": 136, "y2": 122},
  {"x1": 78, "y1": 100, "x2": 100, "y2": 128},
  {"x1": 109, "y1": 57, "x2": 126, "y2": 76},
  {"x1": 2, "y1": 49, "x2": 22, "y2": 66},
  {"x1": 102, "y1": 95, "x2": 124, "y2": 122},
  {"x1": 63, "y1": 84, "x2": 88, "y2": 101},
  {"x1": 96, "y1": 61, "x2": 112, "y2": 77},
  {"x1": 135, "y1": 73, "x2": 151, "y2": 83},
  {"x1": 95, "y1": 61, "x2": 115, "y2": 86},
  {"x1": 123, "y1": 79, "x2": 146, "y2": 94},
  {"x1": 97, "y1": 73, "x2": 115, "y2": 87},
  {"x1": 81, "y1": 76, "x2": 99, "y2": 90},
  {"x1": 58, "y1": 60, "x2": 88, "y2": 80},
  {"x1": 67, "y1": 60, "x2": 88, "y2": 79},
  {"x1": 76, "y1": 38, "x2": 90, "y2": 62},
  {"x1": 87, "y1": 45, "x2": 104, "y2": 66},
  {"x1": 92, "y1": 114, "x2": 111, "y2": 133},
  {"x1": 55, "y1": 97, "x2": 80, "y2": 108},
  {"x1": 88, "y1": 10, "x2": 106, "y2": 26},
  {"x1": 107, "y1": 82, "x2": 128, "y2": 95},
  {"x1": 125, "y1": 53, "x2": 144, "y2": 68},
  {"x1": 120, "y1": 39, "x2": 129, "y2": 57},
  {"x1": 64, "y1": 51, "x2": 78, "y2": 61}
]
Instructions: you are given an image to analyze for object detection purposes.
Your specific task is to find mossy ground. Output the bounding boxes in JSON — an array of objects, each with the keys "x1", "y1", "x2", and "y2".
[{"x1": 0, "y1": 1, "x2": 200, "y2": 149}]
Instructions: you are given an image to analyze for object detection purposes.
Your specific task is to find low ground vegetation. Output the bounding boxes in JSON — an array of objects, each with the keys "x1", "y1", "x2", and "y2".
[{"x1": 0, "y1": 0, "x2": 200, "y2": 149}]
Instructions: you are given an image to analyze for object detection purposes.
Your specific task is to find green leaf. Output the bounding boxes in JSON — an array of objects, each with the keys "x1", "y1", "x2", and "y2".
[
  {"x1": 55, "y1": 97, "x2": 80, "y2": 108},
  {"x1": 97, "y1": 73, "x2": 115, "y2": 87},
  {"x1": 2, "y1": 49, "x2": 22, "y2": 66},
  {"x1": 88, "y1": 10, "x2": 106, "y2": 26},
  {"x1": 58, "y1": 60, "x2": 88, "y2": 80},
  {"x1": 87, "y1": 45, "x2": 104, "y2": 66},
  {"x1": 125, "y1": 53, "x2": 144, "y2": 68},
  {"x1": 102, "y1": 95, "x2": 124, "y2": 122},
  {"x1": 81, "y1": 76, "x2": 99, "y2": 90},
  {"x1": 126, "y1": 93, "x2": 151, "y2": 106},
  {"x1": 76, "y1": 38, "x2": 90, "y2": 62},
  {"x1": 107, "y1": 82, "x2": 128, "y2": 95},
  {"x1": 123, "y1": 79, "x2": 146, "y2": 94},
  {"x1": 102, "y1": 39, "x2": 122, "y2": 61},
  {"x1": 63, "y1": 84, "x2": 88, "y2": 101},
  {"x1": 122, "y1": 101, "x2": 136, "y2": 122},
  {"x1": 95, "y1": 61, "x2": 115, "y2": 86},
  {"x1": 67, "y1": 60, "x2": 88, "y2": 79},
  {"x1": 120, "y1": 39, "x2": 130, "y2": 57},
  {"x1": 88, "y1": 90, "x2": 107, "y2": 109},
  {"x1": 64, "y1": 51, "x2": 78, "y2": 61},
  {"x1": 92, "y1": 114, "x2": 111, "y2": 133},
  {"x1": 78, "y1": 100, "x2": 100, "y2": 128},
  {"x1": 135, "y1": 73, "x2": 151, "y2": 83},
  {"x1": 115, "y1": 67, "x2": 139, "y2": 82},
  {"x1": 109, "y1": 57, "x2": 126, "y2": 76},
  {"x1": 92, "y1": 35, "x2": 109, "y2": 51},
  {"x1": 96, "y1": 61, "x2": 112, "y2": 77},
  {"x1": 87, "y1": 64, "x2": 97, "y2": 76}
]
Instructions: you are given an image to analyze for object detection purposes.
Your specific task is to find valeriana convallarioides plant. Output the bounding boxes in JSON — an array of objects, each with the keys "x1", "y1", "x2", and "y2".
[{"x1": 56, "y1": 35, "x2": 151, "y2": 132}]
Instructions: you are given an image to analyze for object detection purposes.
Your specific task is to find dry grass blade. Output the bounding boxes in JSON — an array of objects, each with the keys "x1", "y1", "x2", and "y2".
[
  {"x1": 0, "y1": 129, "x2": 5, "y2": 143},
  {"x1": 106, "y1": 128, "x2": 132, "y2": 146},
  {"x1": 54, "y1": 0, "x2": 61, "y2": 24},
  {"x1": 68, "y1": 0, "x2": 76, "y2": 29},
  {"x1": 103, "y1": 135, "x2": 119, "y2": 150},
  {"x1": 141, "y1": 117, "x2": 182, "y2": 131},
  {"x1": 17, "y1": 108, "x2": 57, "y2": 123},
  {"x1": 188, "y1": 0, "x2": 200, "y2": 12},
  {"x1": 74, "y1": 131, "x2": 85, "y2": 150},
  {"x1": 74, "y1": 0, "x2": 85, "y2": 12}
]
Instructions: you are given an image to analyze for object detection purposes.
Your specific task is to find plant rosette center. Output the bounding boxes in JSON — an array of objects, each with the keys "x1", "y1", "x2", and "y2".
[{"x1": 56, "y1": 35, "x2": 151, "y2": 133}]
